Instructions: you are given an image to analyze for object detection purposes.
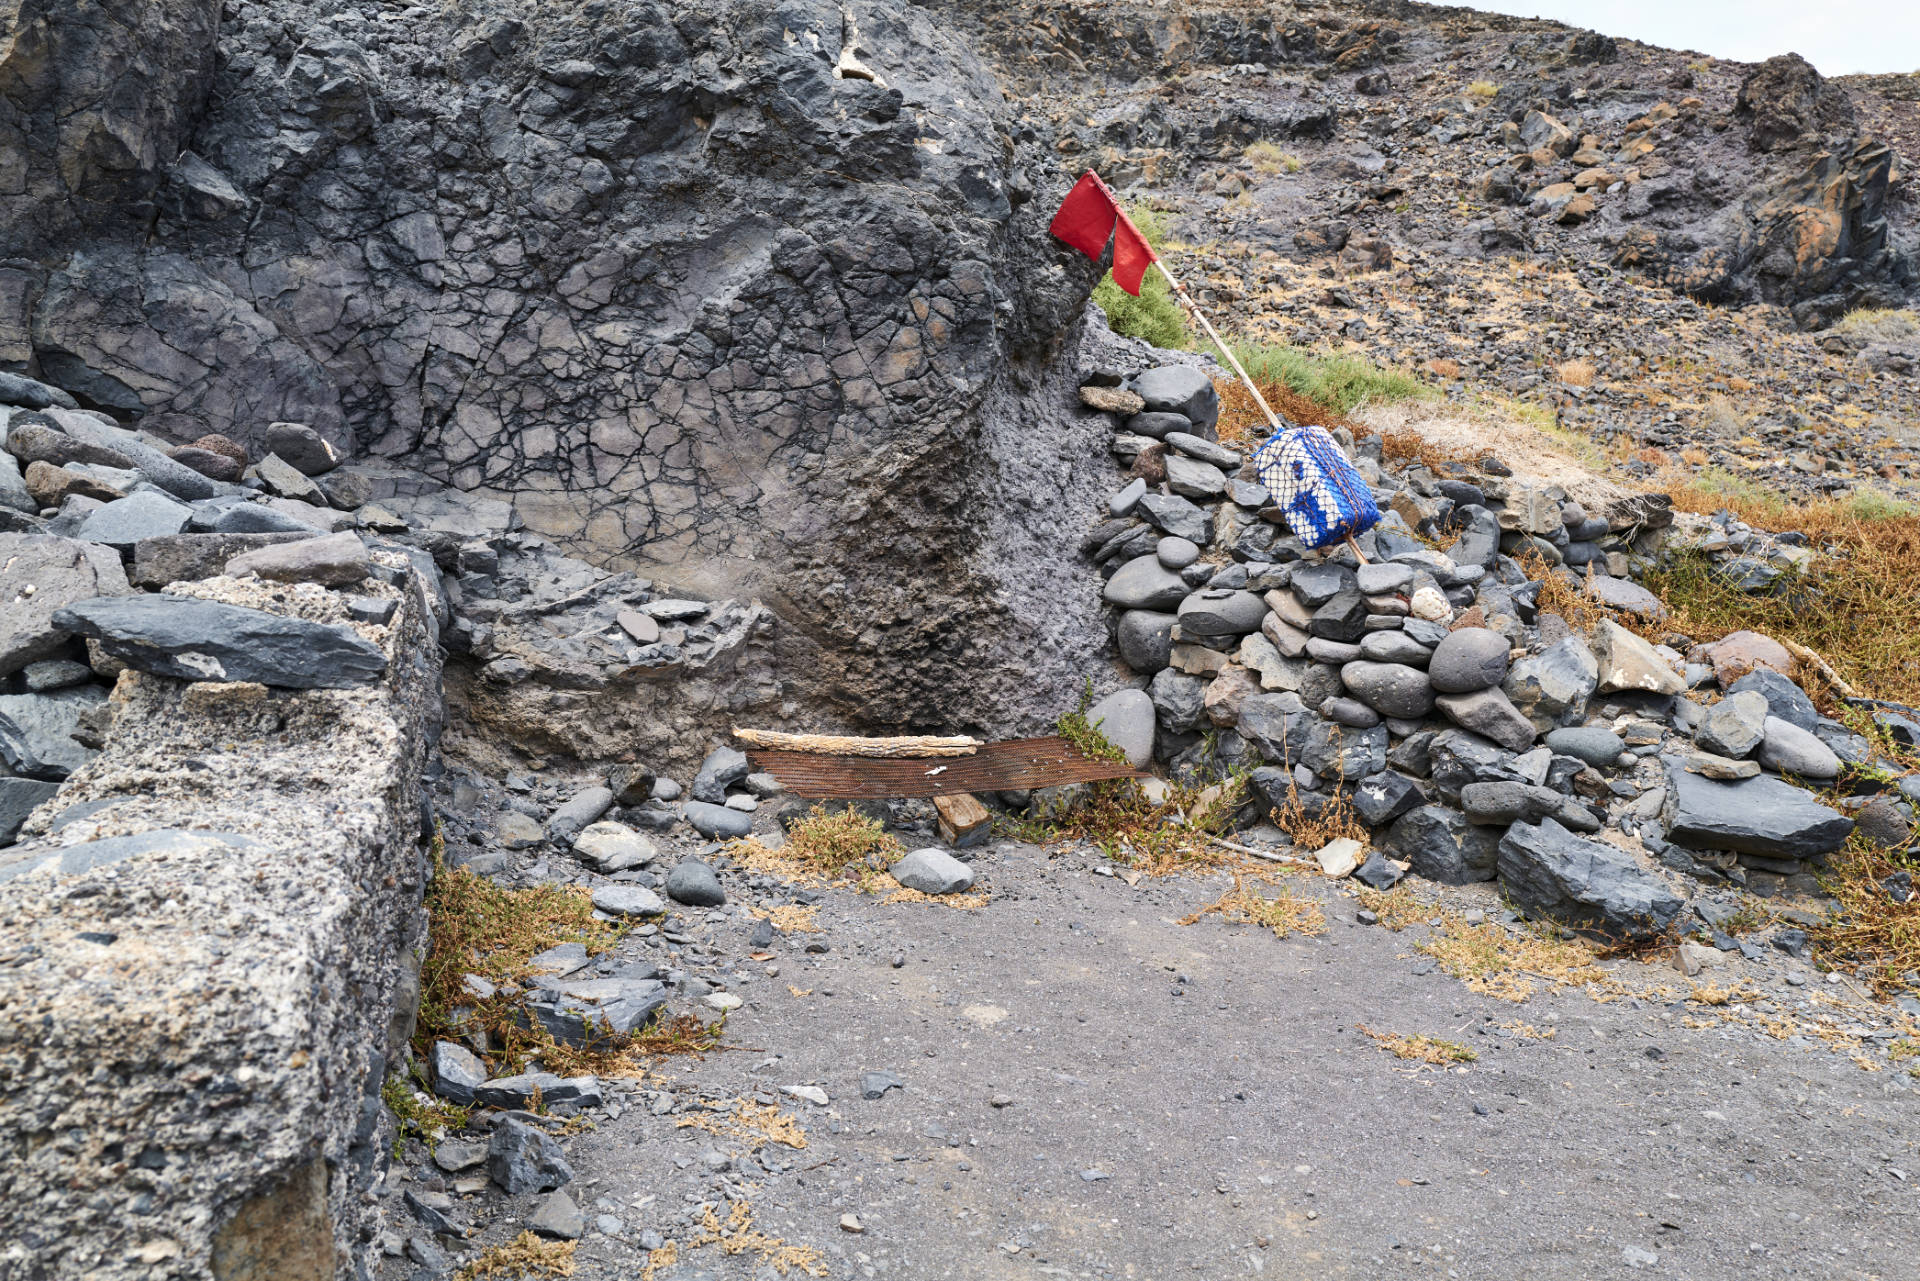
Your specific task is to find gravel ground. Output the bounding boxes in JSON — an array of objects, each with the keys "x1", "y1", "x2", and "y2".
[{"x1": 521, "y1": 839, "x2": 1920, "y2": 1281}]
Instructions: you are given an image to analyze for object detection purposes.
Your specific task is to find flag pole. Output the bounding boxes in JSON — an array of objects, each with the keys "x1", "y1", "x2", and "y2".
[{"x1": 1150, "y1": 258, "x2": 1370, "y2": 564}]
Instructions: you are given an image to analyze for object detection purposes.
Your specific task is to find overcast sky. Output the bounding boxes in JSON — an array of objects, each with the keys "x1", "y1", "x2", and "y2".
[{"x1": 1469, "y1": 1, "x2": 1920, "y2": 75}]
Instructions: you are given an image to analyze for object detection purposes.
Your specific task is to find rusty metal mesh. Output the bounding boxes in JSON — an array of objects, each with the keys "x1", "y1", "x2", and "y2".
[{"x1": 744, "y1": 736, "x2": 1150, "y2": 799}]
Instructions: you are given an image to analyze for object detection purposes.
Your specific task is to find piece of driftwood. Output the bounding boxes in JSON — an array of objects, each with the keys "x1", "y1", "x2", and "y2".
[
  {"x1": 731, "y1": 728, "x2": 981, "y2": 758},
  {"x1": 1779, "y1": 638, "x2": 1859, "y2": 700}
]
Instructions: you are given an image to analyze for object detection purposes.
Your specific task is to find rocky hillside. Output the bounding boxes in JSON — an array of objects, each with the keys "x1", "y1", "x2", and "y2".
[{"x1": 934, "y1": 0, "x2": 1919, "y2": 497}]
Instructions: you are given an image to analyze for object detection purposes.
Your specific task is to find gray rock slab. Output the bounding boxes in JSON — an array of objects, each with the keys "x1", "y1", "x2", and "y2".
[
  {"x1": 0, "y1": 532, "x2": 133, "y2": 676},
  {"x1": 1726, "y1": 669, "x2": 1818, "y2": 732},
  {"x1": 0, "y1": 777, "x2": 60, "y2": 845},
  {"x1": 1135, "y1": 493, "x2": 1211, "y2": 544},
  {"x1": 589, "y1": 884, "x2": 666, "y2": 917},
  {"x1": 1497, "y1": 818, "x2": 1683, "y2": 940},
  {"x1": 1542, "y1": 726, "x2": 1624, "y2": 767},
  {"x1": 1163, "y1": 431, "x2": 1241, "y2": 469},
  {"x1": 546, "y1": 786, "x2": 614, "y2": 844},
  {"x1": 1504, "y1": 635, "x2": 1598, "y2": 730},
  {"x1": 1434, "y1": 688, "x2": 1537, "y2": 753},
  {"x1": 488, "y1": 1117, "x2": 574, "y2": 1195},
  {"x1": 225, "y1": 530, "x2": 369, "y2": 587},
  {"x1": 1660, "y1": 757, "x2": 1853, "y2": 860},
  {"x1": 1164, "y1": 453, "x2": 1228, "y2": 501},
  {"x1": 1132, "y1": 366, "x2": 1219, "y2": 433},
  {"x1": 73, "y1": 490, "x2": 194, "y2": 549},
  {"x1": 0, "y1": 686, "x2": 107, "y2": 780},
  {"x1": 692, "y1": 746, "x2": 751, "y2": 803},
  {"x1": 430, "y1": 1041, "x2": 486, "y2": 1106},
  {"x1": 52, "y1": 595, "x2": 387, "y2": 689}
]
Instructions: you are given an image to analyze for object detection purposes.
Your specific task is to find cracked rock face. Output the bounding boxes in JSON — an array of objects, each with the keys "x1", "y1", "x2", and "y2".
[{"x1": 0, "y1": 0, "x2": 1122, "y2": 734}]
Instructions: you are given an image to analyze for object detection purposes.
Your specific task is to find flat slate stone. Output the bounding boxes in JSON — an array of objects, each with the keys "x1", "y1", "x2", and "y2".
[
  {"x1": 0, "y1": 532, "x2": 134, "y2": 677},
  {"x1": 1104, "y1": 555, "x2": 1190, "y2": 611},
  {"x1": 74, "y1": 491, "x2": 193, "y2": 549},
  {"x1": 890, "y1": 847, "x2": 976, "y2": 894},
  {"x1": 52, "y1": 594, "x2": 388, "y2": 689},
  {"x1": 1497, "y1": 817, "x2": 1683, "y2": 940},
  {"x1": 0, "y1": 686, "x2": 106, "y2": 781},
  {"x1": 1542, "y1": 726, "x2": 1624, "y2": 767},
  {"x1": 683, "y1": 800, "x2": 752, "y2": 839},
  {"x1": 1660, "y1": 756, "x2": 1853, "y2": 860},
  {"x1": 0, "y1": 777, "x2": 60, "y2": 845}
]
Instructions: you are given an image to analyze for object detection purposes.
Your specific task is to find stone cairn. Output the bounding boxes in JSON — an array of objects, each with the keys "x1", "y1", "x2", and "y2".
[{"x1": 1058, "y1": 360, "x2": 1918, "y2": 939}]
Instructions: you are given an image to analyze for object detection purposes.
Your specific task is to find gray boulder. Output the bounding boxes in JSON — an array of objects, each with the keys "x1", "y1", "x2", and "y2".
[
  {"x1": 1358, "y1": 630, "x2": 1431, "y2": 667},
  {"x1": 1503, "y1": 635, "x2": 1598, "y2": 729},
  {"x1": 1460, "y1": 781, "x2": 1600, "y2": 833},
  {"x1": 665, "y1": 858, "x2": 726, "y2": 907},
  {"x1": 74, "y1": 490, "x2": 194, "y2": 550},
  {"x1": 263, "y1": 422, "x2": 345, "y2": 476},
  {"x1": 1542, "y1": 726, "x2": 1623, "y2": 768},
  {"x1": 1301, "y1": 719, "x2": 1387, "y2": 782},
  {"x1": 1591, "y1": 620, "x2": 1684, "y2": 696},
  {"x1": 53, "y1": 595, "x2": 387, "y2": 689},
  {"x1": 1380, "y1": 805, "x2": 1501, "y2": 884},
  {"x1": 430, "y1": 1042, "x2": 486, "y2": 1106},
  {"x1": 683, "y1": 801, "x2": 753, "y2": 839},
  {"x1": 1726, "y1": 669, "x2": 1818, "y2": 732},
  {"x1": 1434, "y1": 688, "x2": 1537, "y2": 753},
  {"x1": 1427, "y1": 627, "x2": 1510, "y2": 693},
  {"x1": 0, "y1": 777, "x2": 61, "y2": 845},
  {"x1": 1104, "y1": 555, "x2": 1189, "y2": 611},
  {"x1": 0, "y1": 533, "x2": 133, "y2": 676},
  {"x1": 488, "y1": 1117, "x2": 574, "y2": 1195},
  {"x1": 1756, "y1": 716, "x2": 1841, "y2": 780},
  {"x1": 1149, "y1": 668, "x2": 1208, "y2": 734},
  {"x1": 1695, "y1": 689, "x2": 1768, "y2": 759},
  {"x1": 1086, "y1": 688, "x2": 1156, "y2": 767},
  {"x1": 0, "y1": 686, "x2": 107, "y2": 780},
  {"x1": 527, "y1": 977, "x2": 668, "y2": 1045},
  {"x1": 1427, "y1": 729, "x2": 1525, "y2": 802},
  {"x1": 1132, "y1": 366, "x2": 1219, "y2": 434},
  {"x1": 1234, "y1": 693, "x2": 1310, "y2": 763},
  {"x1": 1164, "y1": 454, "x2": 1227, "y2": 502},
  {"x1": 1497, "y1": 818, "x2": 1684, "y2": 940},
  {"x1": 691, "y1": 746, "x2": 751, "y2": 803},
  {"x1": 1351, "y1": 770, "x2": 1423, "y2": 828},
  {"x1": 1338, "y1": 661, "x2": 1434, "y2": 720},
  {"x1": 1660, "y1": 757, "x2": 1853, "y2": 860},
  {"x1": 1178, "y1": 589, "x2": 1267, "y2": 637},
  {"x1": 530, "y1": 1190, "x2": 586, "y2": 1241},
  {"x1": 891, "y1": 847, "x2": 977, "y2": 895}
]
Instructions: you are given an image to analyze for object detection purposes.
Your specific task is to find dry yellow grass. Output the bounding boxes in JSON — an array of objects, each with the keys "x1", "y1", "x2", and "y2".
[
  {"x1": 458, "y1": 1233, "x2": 576, "y2": 1281},
  {"x1": 1181, "y1": 870, "x2": 1327, "y2": 939},
  {"x1": 1813, "y1": 832, "x2": 1920, "y2": 995},
  {"x1": 1357, "y1": 1024, "x2": 1478, "y2": 1065},
  {"x1": 676, "y1": 1099, "x2": 808, "y2": 1150},
  {"x1": 1557, "y1": 358, "x2": 1596, "y2": 387},
  {"x1": 646, "y1": 1202, "x2": 828, "y2": 1279}
]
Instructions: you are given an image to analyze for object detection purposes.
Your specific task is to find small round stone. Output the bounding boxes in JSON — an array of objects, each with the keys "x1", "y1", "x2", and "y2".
[
  {"x1": 1427, "y1": 627, "x2": 1510, "y2": 694},
  {"x1": 1156, "y1": 536, "x2": 1200, "y2": 570}
]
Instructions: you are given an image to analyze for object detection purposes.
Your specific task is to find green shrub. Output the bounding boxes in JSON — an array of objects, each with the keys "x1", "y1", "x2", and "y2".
[
  {"x1": 1091, "y1": 204, "x2": 1189, "y2": 349},
  {"x1": 1228, "y1": 342, "x2": 1428, "y2": 414}
]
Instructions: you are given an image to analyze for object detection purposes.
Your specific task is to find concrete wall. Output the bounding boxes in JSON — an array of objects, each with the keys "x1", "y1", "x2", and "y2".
[{"x1": 0, "y1": 559, "x2": 443, "y2": 1280}]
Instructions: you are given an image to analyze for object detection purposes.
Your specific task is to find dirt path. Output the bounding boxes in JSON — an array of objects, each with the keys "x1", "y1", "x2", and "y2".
[{"x1": 535, "y1": 840, "x2": 1920, "y2": 1280}]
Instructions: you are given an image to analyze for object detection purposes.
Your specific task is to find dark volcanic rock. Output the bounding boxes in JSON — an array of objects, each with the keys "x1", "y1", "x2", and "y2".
[
  {"x1": 1380, "y1": 804, "x2": 1501, "y2": 884},
  {"x1": 1659, "y1": 756, "x2": 1853, "y2": 860},
  {"x1": 1497, "y1": 819, "x2": 1684, "y2": 940},
  {"x1": 53, "y1": 594, "x2": 388, "y2": 689}
]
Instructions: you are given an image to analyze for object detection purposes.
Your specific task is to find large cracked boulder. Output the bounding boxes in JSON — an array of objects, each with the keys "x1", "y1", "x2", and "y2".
[{"x1": 0, "y1": 0, "x2": 1122, "y2": 739}]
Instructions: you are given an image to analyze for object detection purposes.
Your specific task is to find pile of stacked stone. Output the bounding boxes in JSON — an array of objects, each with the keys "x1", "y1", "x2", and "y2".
[{"x1": 1060, "y1": 363, "x2": 1919, "y2": 937}]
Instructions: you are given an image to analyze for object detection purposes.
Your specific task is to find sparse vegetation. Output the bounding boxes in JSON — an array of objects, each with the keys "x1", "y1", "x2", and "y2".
[
  {"x1": 1229, "y1": 342, "x2": 1430, "y2": 417},
  {"x1": 1357, "y1": 1024, "x2": 1478, "y2": 1065},
  {"x1": 1182, "y1": 870, "x2": 1327, "y2": 938},
  {"x1": 1244, "y1": 140, "x2": 1302, "y2": 174},
  {"x1": 1813, "y1": 832, "x2": 1920, "y2": 996},
  {"x1": 457, "y1": 1232, "x2": 577, "y2": 1281},
  {"x1": 1465, "y1": 79, "x2": 1499, "y2": 99},
  {"x1": 414, "y1": 850, "x2": 628, "y2": 1075},
  {"x1": 382, "y1": 1071, "x2": 470, "y2": 1158},
  {"x1": 775, "y1": 803, "x2": 905, "y2": 880},
  {"x1": 1835, "y1": 307, "x2": 1920, "y2": 344},
  {"x1": 1090, "y1": 203, "x2": 1189, "y2": 349}
]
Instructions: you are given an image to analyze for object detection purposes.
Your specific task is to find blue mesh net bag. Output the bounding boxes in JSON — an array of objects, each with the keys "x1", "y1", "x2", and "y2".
[{"x1": 1251, "y1": 425, "x2": 1381, "y2": 550}]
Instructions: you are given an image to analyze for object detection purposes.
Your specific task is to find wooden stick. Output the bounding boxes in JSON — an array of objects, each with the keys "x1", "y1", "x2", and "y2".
[
  {"x1": 1205, "y1": 835, "x2": 1311, "y2": 866},
  {"x1": 731, "y1": 729, "x2": 981, "y2": 758},
  {"x1": 1152, "y1": 258, "x2": 1370, "y2": 565},
  {"x1": 1778, "y1": 639, "x2": 1859, "y2": 701}
]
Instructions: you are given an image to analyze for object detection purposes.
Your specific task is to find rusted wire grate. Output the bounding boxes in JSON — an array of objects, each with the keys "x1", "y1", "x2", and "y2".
[{"x1": 744, "y1": 736, "x2": 1150, "y2": 799}]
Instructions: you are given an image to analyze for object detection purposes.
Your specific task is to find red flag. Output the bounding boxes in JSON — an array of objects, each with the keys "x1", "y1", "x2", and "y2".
[
  {"x1": 1110, "y1": 205, "x2": 1159, "y2": 296},
  {"x1": 1048, "y1": 170, "x2": 1161, "y2": 297}
]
